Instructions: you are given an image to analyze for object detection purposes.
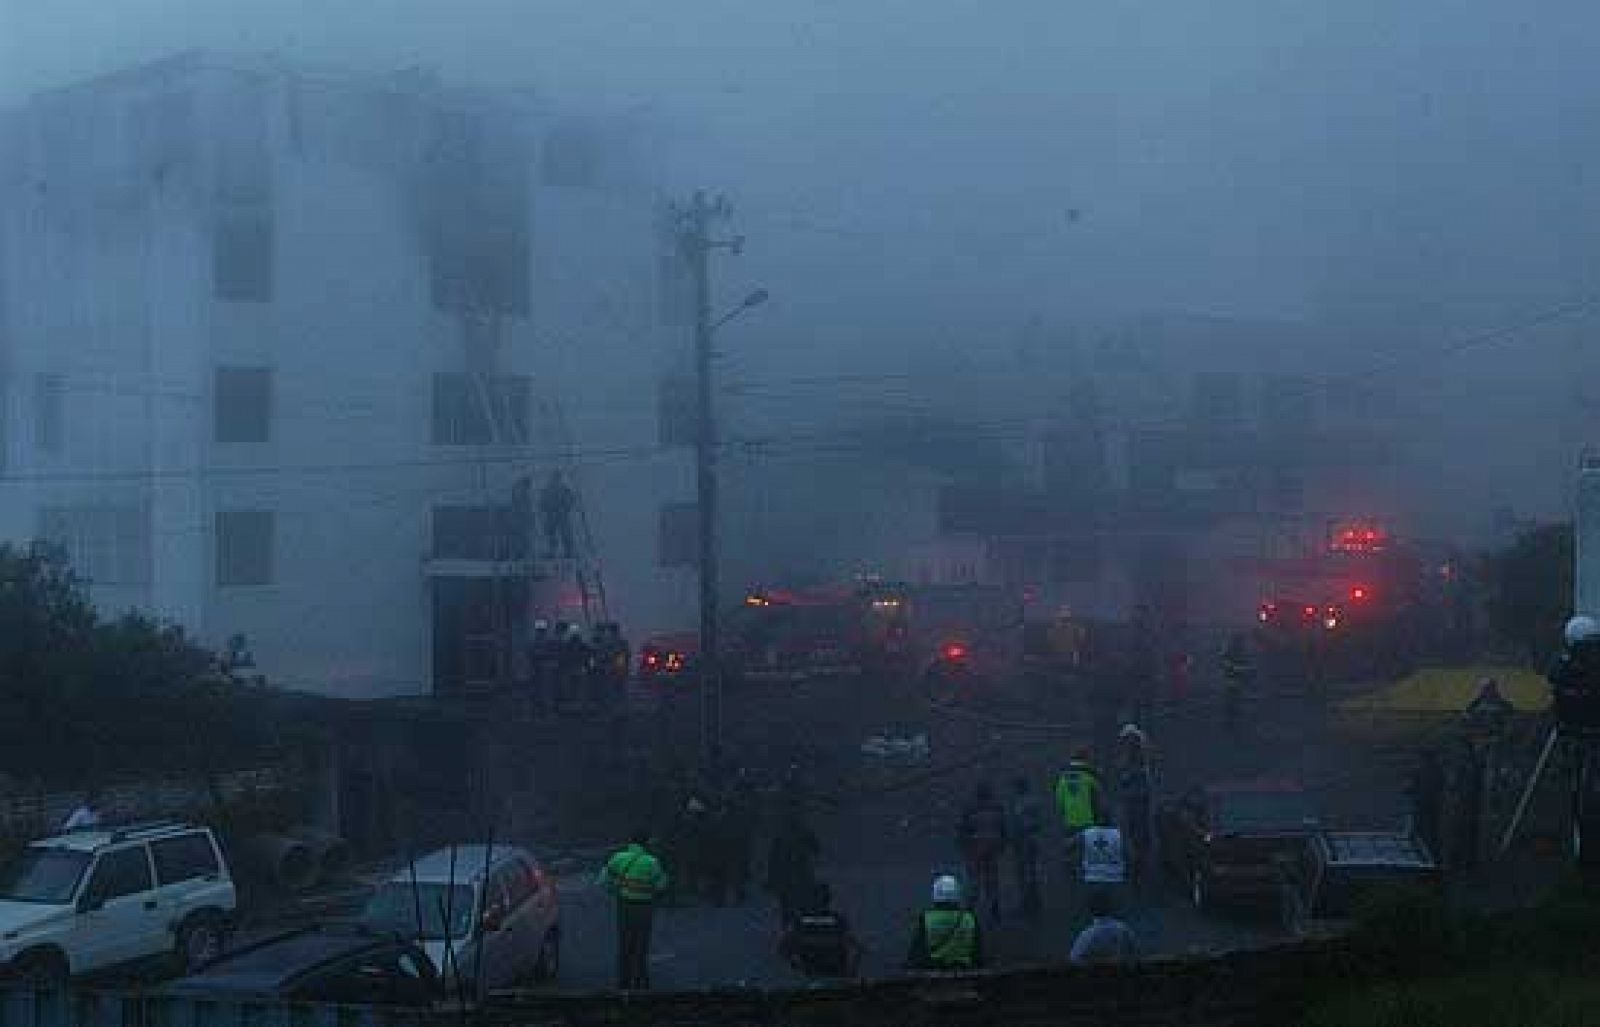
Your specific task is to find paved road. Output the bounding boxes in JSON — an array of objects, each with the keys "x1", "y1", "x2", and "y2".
[{"x1": 551, "y1": 674, "x2": 1350, "y2": 990}]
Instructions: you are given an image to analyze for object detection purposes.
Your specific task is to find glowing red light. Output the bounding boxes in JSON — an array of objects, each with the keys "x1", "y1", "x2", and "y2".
[
  {"x1": 1303, "y1": 605, "x2": 1317, "y2": 619},
  {"x1": 1350, "y1": 586, "x2": 1369, "y2": 602},
  {"x1": 941, "y1": 642, "x2": 970, "y2": 663}
]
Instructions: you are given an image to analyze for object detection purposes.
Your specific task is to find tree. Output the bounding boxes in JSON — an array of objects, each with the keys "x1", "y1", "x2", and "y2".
[
  {"x1": 0, "y1": 543, "x2": 279, "y2": 784},
  {"x1": 1484, "y1": 523, "x2": 1573, "y2": 665}
]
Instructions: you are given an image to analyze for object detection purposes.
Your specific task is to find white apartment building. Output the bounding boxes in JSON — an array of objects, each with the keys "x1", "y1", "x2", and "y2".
[{"x1": 0, "y1": 52, "x2": 698, "y2": 698}]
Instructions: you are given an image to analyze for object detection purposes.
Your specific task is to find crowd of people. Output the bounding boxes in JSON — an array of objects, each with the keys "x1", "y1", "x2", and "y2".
[
  {"x1": 523, "y1": 619, "x2": 631, "y2": 709},
  {"x1": 597, "y1": 729, "x2": 1158, "y2": 989}
]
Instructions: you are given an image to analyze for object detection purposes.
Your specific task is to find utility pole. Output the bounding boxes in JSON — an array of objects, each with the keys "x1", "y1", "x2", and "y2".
[{"x1": 678, "y1": 191, "x2": 739, "y2": 763}]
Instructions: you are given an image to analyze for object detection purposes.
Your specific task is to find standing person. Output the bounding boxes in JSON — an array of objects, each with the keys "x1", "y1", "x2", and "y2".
[
  {"x1": 1069, "y1": 889, "x2": 1138, "y2": 965},
  {"x1": 1006, "y1": 776, "x2": 1045, "y2": 920},
  {"x1": 1220, "y1": 633, "x2": 1253, "y2": 732},
  {"x1": 539, "y1": 471, "x2": 579, "y2": 559},
  {"x1": 905, "y1": 874, "x2": 984, "y2": 971},
  {"x1": 766, "y1": 802, "x2": 822, "y2": 925},
  {"x1": 528, "y1": 620, "x2": 559, "y2": 710},
  {"x1": 1116, "y1": 725, "x2": 1154, "y2": 890},
  {"x1": 599, "y1": 831, "x2": 669, "y2": 989},
  {"x1": 957, "y1": 782, "x2": 1007, "y2": 920},
  {"x1": 558, "y1": 624, "x2": 592, "y2": 707},
  {"x1": 1408, "y1": 747, "x2": 1446, "y2": 863},
  {"x1": 1055, "y1": 749, "x2": 1109, "y2": 888},
  {"x1": 61, "y1": 786, "x2": 103, "y2": 832}
]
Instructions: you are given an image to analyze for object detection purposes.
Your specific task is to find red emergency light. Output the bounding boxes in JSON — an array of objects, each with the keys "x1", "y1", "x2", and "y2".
[{"x1": 941, "y1": 642, "x2": 970, "y2": 663}]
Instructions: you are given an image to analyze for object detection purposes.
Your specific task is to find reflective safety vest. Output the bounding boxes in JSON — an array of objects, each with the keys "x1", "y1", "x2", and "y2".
[
  {"x1": 1055, "y1": 764, "x2": 1100, "y2": 830},
  {"x1": 922, "y1": 908, "x2": 978, "y2": 969},
  {"x1": 1081, "y1": 826, "x2": 1126, "y2": 884},
  {"x1": 604, "y1": 844, "x2": 666, "y2": 904}
]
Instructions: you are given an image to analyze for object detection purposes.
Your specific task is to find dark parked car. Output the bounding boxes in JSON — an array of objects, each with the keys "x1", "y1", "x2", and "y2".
[
  {"x1": 165, "y1": 926, "x2": 439, "y2": 1007},
  {"x1": 1279, "y1": 830, "x2": 1441, "y2": 938},
  {"x1": 1157, "y1": 780, "x2": 1316, "y2": 911}
]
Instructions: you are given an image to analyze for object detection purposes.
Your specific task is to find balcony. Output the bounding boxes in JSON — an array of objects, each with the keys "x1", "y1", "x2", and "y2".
[{"x1": 422, "y1": 504, "x2": 545, "y2": 580}]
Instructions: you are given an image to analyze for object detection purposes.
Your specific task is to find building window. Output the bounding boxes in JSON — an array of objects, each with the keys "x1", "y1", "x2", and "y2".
[
  {"x1": 35, "y1": 373, "x2": 63, "y2": 455},
  {"x1": 423, "y1": 109, "x2": 530, "y2": 316},
  {"x1": 430, "y1": 373, "x2": 530, "y2": 445},
  {"x1": 216, "y1": 511, "x2": 274, "y2": 587},
  {"x1": 213, "y1": 206, "x2": 274, "y2": 302},
  {"x1": 38, "y1": 506, "x2": 152, "y2": 586},
  {"x1": 214, "y1": 367, "x2": 273, "y2": 444}
]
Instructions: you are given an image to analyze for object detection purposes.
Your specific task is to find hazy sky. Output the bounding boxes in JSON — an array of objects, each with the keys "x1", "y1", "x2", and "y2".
[{"x1": 4, "y1": 0, "x2": 1600, "y2": 361}]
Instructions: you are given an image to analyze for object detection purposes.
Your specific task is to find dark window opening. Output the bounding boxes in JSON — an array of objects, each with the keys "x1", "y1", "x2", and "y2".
[
  {"x1": 213, "y1": 206, "x2": 274, "y2": 302},
  {"x1": 423, "y1": 110, "x2": 530, "y2": 316},
  {"x1": 216, "y1": 510, "x2": 275, "y2": 587},
  {"x1": 214, "y1": 367, "x2": 273, "y2": 443}
]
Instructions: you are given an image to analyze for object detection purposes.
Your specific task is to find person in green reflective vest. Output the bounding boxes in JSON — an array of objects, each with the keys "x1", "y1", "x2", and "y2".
[
  {"x1": 600, "y1": 830, "x2": 669, "y2": 989},
  {"x1": 905, "y1": 874, "x2": 984, "y2": 971}
]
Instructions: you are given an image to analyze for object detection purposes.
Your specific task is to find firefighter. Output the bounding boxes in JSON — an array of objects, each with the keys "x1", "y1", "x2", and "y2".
[
  {"x1": 599, "y1": 830, "x2": 669, "y2": 989},
  {"x1": 1116, "y1": 724, "x2": 1154, "y2": 889},
  {"x1": 1007, "y1": 776, "x2": 1044, "y2": 920},
  {"x1": 1220, "y1": 632, "x2": 1254, "y2": 731},
  {"x1": 905, "y1": 874, "x2": 983, "y2": 971},
  {"x1": 558, "y1": 624, "x2": 592, "y2": 707},
  {"x1": 540, "y1": 471, "x2": 579, "y2": 559},
  {"x1": 527, "y1": 620, "x2": 559, "y2": 710},
  {"x1": 956, "y1": 782, "x2": 1007, "y2": 920}
]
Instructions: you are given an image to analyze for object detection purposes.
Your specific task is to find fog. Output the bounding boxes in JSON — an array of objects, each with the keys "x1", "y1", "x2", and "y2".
[{"x1": 4, "y1": 0, "x2": 1600, "y2": 633}]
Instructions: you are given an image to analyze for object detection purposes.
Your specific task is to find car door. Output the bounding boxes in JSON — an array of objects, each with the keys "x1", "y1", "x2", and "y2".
[
  {"x1": 484, "y1": 863, "x2": 534, "y2": 989},
  {"x1": 150, "y1": 832, "x2": 229, "y2": 937},
  {"x1": 70, "y1": 845, "x2": 158, "y2": 972}
]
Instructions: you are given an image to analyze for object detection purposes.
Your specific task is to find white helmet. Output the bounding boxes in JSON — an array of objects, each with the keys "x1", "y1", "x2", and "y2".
[
  {"x1": 1567, "y1": 615, "x2": 1600, "y2": 647},
  {"x1": 931, "y1": 874, "x2": 962, "y2": 904}
]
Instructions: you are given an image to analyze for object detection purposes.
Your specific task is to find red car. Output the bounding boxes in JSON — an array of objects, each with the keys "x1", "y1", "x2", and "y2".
[{"x1": 1157, "y1": 780, "x2": 1316, "y2": 911}]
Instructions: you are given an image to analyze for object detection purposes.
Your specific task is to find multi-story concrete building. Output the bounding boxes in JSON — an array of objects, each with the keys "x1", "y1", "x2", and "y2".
[{"x1": 0, "y1": 52, "x2": 698, "y2": 698}]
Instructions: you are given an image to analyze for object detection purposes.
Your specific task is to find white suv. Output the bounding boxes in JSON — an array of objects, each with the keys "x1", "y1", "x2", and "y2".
[{"x1": 0, "y1": 822, "x2": 236, "y2": 984}]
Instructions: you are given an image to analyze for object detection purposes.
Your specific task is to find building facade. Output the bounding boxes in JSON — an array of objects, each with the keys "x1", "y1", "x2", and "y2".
[{"x1": 0, "y1": 53, "x2": 697, "y2": 698}]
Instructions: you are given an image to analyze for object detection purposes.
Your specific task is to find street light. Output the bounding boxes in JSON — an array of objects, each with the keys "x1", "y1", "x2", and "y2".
[{"x1": 712, "y1": 288, "x2": 769, "y2": 330}]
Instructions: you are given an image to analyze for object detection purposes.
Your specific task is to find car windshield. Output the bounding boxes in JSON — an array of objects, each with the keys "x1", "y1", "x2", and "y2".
[
  {"x1": 361, "y1": 882, "x2": 477, "y2": 940},
  {"x1": 1213, "y1": 791, "x2": 1312, "y2": 832},
  {"x1": 0, "y1": 847, "x2": 91, "y2": 904}
]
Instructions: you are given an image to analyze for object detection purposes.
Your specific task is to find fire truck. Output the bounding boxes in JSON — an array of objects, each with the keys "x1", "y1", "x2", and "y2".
[
  {"x1": 634, "y1": 578, "x2": 1022, "y2": 695},
  {"x1": 1253, "y1": 520, "x2": 1446, "y2": 685}
]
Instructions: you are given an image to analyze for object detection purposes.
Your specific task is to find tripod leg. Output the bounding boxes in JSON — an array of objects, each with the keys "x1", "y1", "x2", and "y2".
[{"x1": 1499, "y1": 725, "x2": 1561, "y2": 856}]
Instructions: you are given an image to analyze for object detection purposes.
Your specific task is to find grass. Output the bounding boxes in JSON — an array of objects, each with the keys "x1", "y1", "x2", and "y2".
[{"x1": 1303, "y1": 971, "x2": 1600, "y2": 1027}]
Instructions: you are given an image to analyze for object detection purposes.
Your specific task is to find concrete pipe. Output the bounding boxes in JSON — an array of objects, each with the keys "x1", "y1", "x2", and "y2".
[{"x1": 242, "y1": 834, "x2": 318, "y2": 892}]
